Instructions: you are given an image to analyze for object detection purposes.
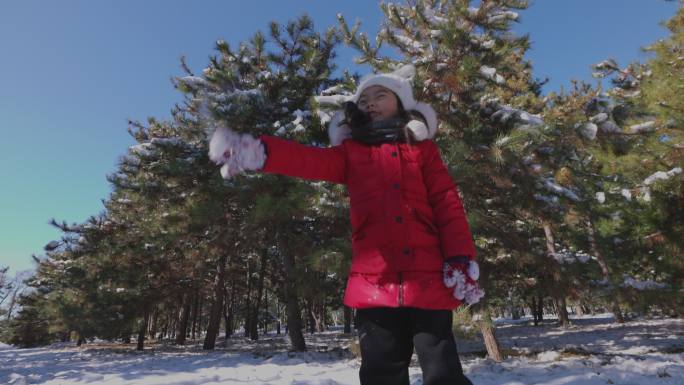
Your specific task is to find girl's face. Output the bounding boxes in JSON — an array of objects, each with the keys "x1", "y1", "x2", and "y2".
[{"x1": 357, "y1": 85, "x2": 400, "y2": 121}]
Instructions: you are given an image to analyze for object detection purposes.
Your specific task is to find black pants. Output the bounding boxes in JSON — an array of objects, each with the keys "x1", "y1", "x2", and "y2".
[{"x1": 355, "y1": 307, "x2": 474, "y2": 385}]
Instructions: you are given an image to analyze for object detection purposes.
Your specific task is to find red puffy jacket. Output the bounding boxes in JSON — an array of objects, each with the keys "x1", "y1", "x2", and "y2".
[{"x1": 258, "y1": 135, "x2": 477, "y2": 310}]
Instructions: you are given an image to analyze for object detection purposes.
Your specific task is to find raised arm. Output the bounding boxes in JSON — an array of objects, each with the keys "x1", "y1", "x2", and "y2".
[
  {"x1": 257, "y1": 135, "x2": 346, "y2": 184},
  {"x1": 208, "y1": 126, "x2": 346, "y2": 184}
]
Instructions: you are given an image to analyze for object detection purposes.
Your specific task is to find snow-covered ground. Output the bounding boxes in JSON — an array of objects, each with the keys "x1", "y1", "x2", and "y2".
[{"x1": 1, "y1": 314, "x2": 682, "y2": 385}]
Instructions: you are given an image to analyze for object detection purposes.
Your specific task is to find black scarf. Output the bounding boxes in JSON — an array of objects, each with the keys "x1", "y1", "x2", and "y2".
[{"x1": 344, "y1": 102, "x2": 407, "y2": 145}]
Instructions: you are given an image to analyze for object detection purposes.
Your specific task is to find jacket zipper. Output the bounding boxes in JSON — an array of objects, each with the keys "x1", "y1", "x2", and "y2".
[{"x1": 398, "y1": 272, "x2": 404, "y2": 306}]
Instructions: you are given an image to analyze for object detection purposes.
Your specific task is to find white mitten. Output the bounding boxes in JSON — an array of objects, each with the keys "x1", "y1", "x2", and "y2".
[
  {"x1": 208, "y1": 126, "x2": 267, "y2": 179},
  {"x1": 443, "y1": 257, "x2": 485, "y2": 305}
]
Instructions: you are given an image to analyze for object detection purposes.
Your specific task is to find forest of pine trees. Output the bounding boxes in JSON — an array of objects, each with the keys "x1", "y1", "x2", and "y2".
[{"x1": 1, "y1": 1, "x2": 682, "y2": 360}]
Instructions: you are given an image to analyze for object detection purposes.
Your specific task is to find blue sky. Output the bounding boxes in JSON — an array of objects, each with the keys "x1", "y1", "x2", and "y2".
[{"x1": 0, "y1": 0, "x2": 679, "y2": 275}]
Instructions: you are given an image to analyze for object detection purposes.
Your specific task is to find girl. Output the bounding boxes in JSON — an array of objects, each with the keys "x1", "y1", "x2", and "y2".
[{"x1": 209, "y1": 65, "x2": 482, "y2": 385}]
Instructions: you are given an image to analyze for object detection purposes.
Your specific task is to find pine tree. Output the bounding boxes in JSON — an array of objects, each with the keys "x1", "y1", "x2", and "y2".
[
  {"x1": 7, "y1": 291, "x2": 52, "y2": 347},
  {"x1": 178, "y1": 15, "x2": 341, "y2": 351},
  {"x1": 583, "y1": 5, "x2": 684, "y2": 317}
]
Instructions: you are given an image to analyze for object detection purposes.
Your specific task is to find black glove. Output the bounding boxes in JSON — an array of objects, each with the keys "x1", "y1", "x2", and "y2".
[{"x1": 344, "y1": 101, "x2": 371, "y2": 129}]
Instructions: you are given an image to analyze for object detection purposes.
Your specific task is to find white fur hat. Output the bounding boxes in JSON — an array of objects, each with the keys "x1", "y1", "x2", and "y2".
[{"x1": 322, "y1": 64, "x2": 438, "y2": 146}]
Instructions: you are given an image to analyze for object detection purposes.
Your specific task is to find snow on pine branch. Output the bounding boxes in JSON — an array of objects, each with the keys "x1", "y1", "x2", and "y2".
[
  {"x1": 128, "y1": 136, "x2": 193, "y2": 159},
  {"x1": 628, "y1": 121, "x2": 656, "y2": 134},
  {"x1": 622, "y1": 275, "x2": 668, "y2": 290},
  {"x1": 212, "y1": 89, "x2": 262, "y2": 103},
  {"x1": 467, "y1": 7, "x2": 480, "y2": 18},
  {"x1": 272, "y1": 109, "x2": 313, "y2": 136},
  {"x1": 643, "y1": 167, "x2": 683, "y2": 185},
  {"x1": 551, "y1": 245, "x2": 593, "y2": 264},
  {"x1": 539, "y1": 177, "x2": 581, "y2": 202},
  {"x1": 592, "y1": 59, "x2": 620, "y2": 78},
  {"x1": 577, "y1": 109, "x2": 623, "y2": 140},
  {"x1": 320, "y1": 84, "x2": 350, "y2": 96},
  {"x1": 470, "y1": 34, "x2": 496, "y2": 49},
  {"x1": 422, "y1": 6, "x2": 448, "y2": 25},
  {"x1": 479, "y1": 66, "x2": 505, "y2": 84},
  {"x1": 482, "y1": 96, "x2": 544, "y2": 130},
  {"x1": 388, "y1": 27, "x2": 425, "y2": 51},
  {"x1": 487, "y1": 10, "x2": 519, "y2": 24},
  {"x1": 490, "y1": 105, "x2": 544, "y2": 127},
  {"x1": 130, "y1": 143, "x2": 153, "y2": 157},
  {"x1": 150, "y1": 137, "x2": 183, "y2": 147},
  {"x1": 44, "y1": 240, "x2": 61, "y2": 251},
  {"x1": 178, "y1": 76, "x2": 209, "y2": 90},
  {"x1": 595, "y1": 186, "x2": 654, "y2": 204},
  {"x1": 578, "y1": 122, "x2": 598, "y2": 140},
  {"x1": 314, "y1": 94, "x2": 349, "y2": 107},
  {"x1": 590, "y1": 112, "x2": 609, "y2": 124},
  {"x1": 381, "y1": 1, "x2": 524, "y2": 69},
  {"x1": 316, "y1": 110, "x2": 332, "y2": 125}
]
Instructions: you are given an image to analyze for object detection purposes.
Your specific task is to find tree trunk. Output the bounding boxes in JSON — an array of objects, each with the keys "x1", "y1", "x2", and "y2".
[
  {"x1": 263, "y1": 291, "x2": 269, "y2": 335},
  {"x1": 137, "y1": 309, "x2": 150, "y2": 351},
  {"x1": 587, "y1": 218, "x2": 625, "y2": 323},
  {"x1": 536, "y1": 293, "x2": 544, "y2": 323},
  {"x1": 6, "y1": 289, "x2": 18, "y2": 320},
  {"x1": 122, "y1": 331, "x2": 131, "y2": 344},
  {"x1": 612, "y1": 303, "x2": 626, "y2": 323},
  {"x1": 203, "y1": 254, "x2": 228, "y2": 350},
  {"x1": 160, "y1": 318, "x2": 169, "y2": 341},
  {"x1": 276, "y1": 297, "x2": 282, "y2": 335},
  {"x1": 176, "y1": 292, "x2": 192, "y2": 345},
  {"x1": 511, "y1": 306, "x2": 521, "y2": 320},
  {"x1": 306, "y1": 301, "x2": 316, "y2": 334},
  {"x1": 308, "y1": 301, "x2": 325, "y2": 333},
  {"x1": 542, "y1": 219, "x2": 571, "y2": 328},
  {"x1": 587, "y1": 218, "x2": 610, "y2": 278},
  {"x1": 344, "y1": 306, "x2": 352, "y2": 334},
  {"x1": 197, "y1": 293, "x2": 204, "y2": 339},
  {"x1": 164, "y1": 315, "x2": 178, "y2": 339},
  {"x1": 479, "y1": 308, "x2": 504, "y2": 362},
  {"x1": 280, "y1": 235, "x2": 306, "y2": 351},
  {"x1": 223, "y1": 283, "x2": 236, "y2": 341},
  {"x1": 149, "y1": 307, "x2": 159, "y2": 340},
  {"x1": 192, "y1": 288, "x2": 200, "y2": 340},
  {"x1": 529, "y1": 295, "x2": 544, "y2": 326},
  {"x1": 554, "y1": 296, "x2": 570, "y2": 327},
  {"x1": 244, "y1": 259, "x2": 253, "y2": 338},
  {"x1": 250, "y1": 250, "x2": 268, "y2": 340},
  {"x1": 317, "y1": 302, "x2": 326, "y2": 332}
]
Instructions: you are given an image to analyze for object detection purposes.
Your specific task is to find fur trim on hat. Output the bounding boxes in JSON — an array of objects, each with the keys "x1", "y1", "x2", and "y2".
[
  {"x1": 328, "y1": 111, "x2": 351, "y2": 146},
  {"x1": 412, "y1": 102, "x2": 438, "y2": 139}
]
